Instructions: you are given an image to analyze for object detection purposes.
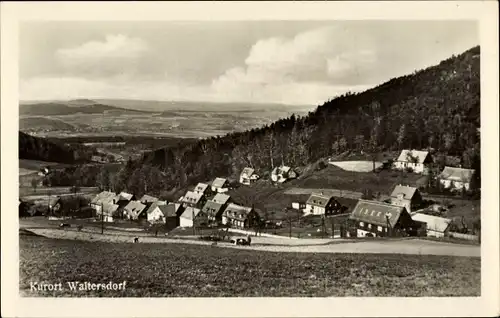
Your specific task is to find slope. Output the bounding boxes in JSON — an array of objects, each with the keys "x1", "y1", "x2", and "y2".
[{"x1": 116, "y1": 46, "x2": 481, "y2": 194}]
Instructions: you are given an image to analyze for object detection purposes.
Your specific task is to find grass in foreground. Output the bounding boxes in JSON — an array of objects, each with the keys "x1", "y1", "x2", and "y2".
[{"x1": 20, "y1": 236, "x2": 480, "y2": 297}]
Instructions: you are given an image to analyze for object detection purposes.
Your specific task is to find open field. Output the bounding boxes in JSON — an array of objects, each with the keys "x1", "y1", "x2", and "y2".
[
  {"x1": 20, "y1": 186, "x2": 100, "y2": 199},
  {"x1": 329, "y1": 161, "x2": 383, "y2": 172},
  {"x1": 20, "y1": 235, "x2": 480, "y2": 297}
]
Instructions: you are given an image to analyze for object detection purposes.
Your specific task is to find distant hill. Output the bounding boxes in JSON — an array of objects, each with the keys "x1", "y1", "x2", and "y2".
[
  {"x1": 19, "y1": 101, "x2": 150, "y2": 116},
  {"x1": 110, "y1": 46, "x2": 480, "y2": 196},
  {"x1": 20, "y1": 117, "x2": 82, "y2": 132},
  {"x1": 19, "y1": 131, "x2": 91, "y2": 164}
]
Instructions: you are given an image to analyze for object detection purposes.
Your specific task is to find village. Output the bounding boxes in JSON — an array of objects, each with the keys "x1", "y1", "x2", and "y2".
[{"x1": 23, "y1": 148, "x2": 480, "y2": 246}]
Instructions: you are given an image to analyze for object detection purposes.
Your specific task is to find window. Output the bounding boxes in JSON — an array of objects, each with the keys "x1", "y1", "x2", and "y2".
[
  {"x1": 359, "y1": 221, "x2": 364, "y2": 227},
  {"x1": 367, "y1": 224, "x2": 372, "y2": 230},
  {"x1": 377, "y1": 226, "x2": 383, "y2": 232}
]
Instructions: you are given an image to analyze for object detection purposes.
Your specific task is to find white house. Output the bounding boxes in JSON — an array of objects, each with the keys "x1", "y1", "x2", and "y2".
[
  {"x1": 145, "y1": 201, "x2": 168, "y2": 223},
  {"x1": 211, "y1": 177, "x2": 230, "y2": 193},
  {"x1": 271, "y1": 165, "x2": 297, "y2": 183},
  {"x1": 439, "y1": 166, "x2": 476, "y2": 191},
  {"x1": 179, "y1": 190, "x2": 206, "y2": 208},
  {"x1": 239, "y1": 167, "x2": 259, "y2": 185},
  {"x1": 394, "y1": 150, "x2": 432, "y2": 174},
  {"x1": 390, "y1": 185, "x2": 423, "y2": 213},
  {"x1": 304, "y1": 192, "x2": 343, "y2": 216},
  {"x1": 193, "y1": 182, "x2": 211, "y2": 196},
  {"x1": 179, "y1": 207, "x2": 206, "y2": 227},
  {"x1": 90, "y1": 191, "x2": 116, "y2": 214},
  {"x1": 412, "y1": 213, "x2": 452, "y2": 238}
]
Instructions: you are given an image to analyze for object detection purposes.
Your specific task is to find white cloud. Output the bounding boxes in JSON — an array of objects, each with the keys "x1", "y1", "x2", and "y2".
[
  {"x1": 57, "y1": 34, "x2": 149, "y2": 60},
  {"x1": 55, "y1": 34, "x2": 151, "y2": 78}
]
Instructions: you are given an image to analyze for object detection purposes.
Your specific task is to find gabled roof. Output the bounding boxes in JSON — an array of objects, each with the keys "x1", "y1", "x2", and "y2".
[
  {"x1": 145, "y1": 200, "x2": 167, "y2": 215},
  {"x1": 390, "y1": 185, "x2": 419, "y2": 200},
  {"x1": 180, "y1": 207, "x2": 201, "y2": 220},
  {"x1": 157, "y1": 203, "x2": 181, "y2": 218},
  {"x1": 240, "y1": 167, "x2": 255, "y2": 178},
  {"x1": 101, "y1": 202, "x2": 119, "y2": 216},
  {"x1": 116, "y1": 192, "x2": 134, "y2": 202},
  {"x1": 140, "y1": 194, "x2": 158, "y2": 204},
  {"x1": 124, "y1": 200, "x2": 146, "y2": 218},
  {"x1": 180, "y1": 191, "x2": 204, "y2": 205},
  {"x1": 439, "y1": 166, "x2": 475, "y2": 182},
  {"x1": 397, "y1": 150, "x2": 429, "y2": 164},
  {"x1": 212, "y1": 177, "x2": 228, "y2": 188},
  {"x1": 272, "y1": 165, "x2": 292, "y2": 175},
  {"x1": 201, "y1": 201, "x2": 225, "y2": 217},
  {"x1": 194, "y1": 183, "x2": 209, "y2": 193},
  {"x1": 306, "y1": 193, "x2": 334, "y2": 208},
  {"x1": 412, "y1": 213, "x2": 452, "y2": 232},
  {"x1": 223, "y1": 203, "x2": 254, "y2": 221},
  {"x1": 349, "y1": 200, "x2": 408, "y2": 228},
  {"x1": 91, "y1": 191, "x2": 116, "y2": 205},
  {"x1": 212, "y1": 193, "x2": 230, "y2": 205}
]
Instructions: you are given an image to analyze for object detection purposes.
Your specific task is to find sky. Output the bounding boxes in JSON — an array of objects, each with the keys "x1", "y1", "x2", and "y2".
[{"x1": 19, "y1": 20, "x2": 479, "y2": 105}]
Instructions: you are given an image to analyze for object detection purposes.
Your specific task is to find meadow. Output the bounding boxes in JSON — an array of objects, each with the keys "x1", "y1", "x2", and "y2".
[{"x1": 20, "y1": 235, "x2": 480, "y2": 297}]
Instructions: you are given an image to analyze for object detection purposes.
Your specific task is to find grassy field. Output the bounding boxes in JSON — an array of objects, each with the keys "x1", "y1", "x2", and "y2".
[{"x1": 19, "y1": 235, "x2": 480, "y2": 297}]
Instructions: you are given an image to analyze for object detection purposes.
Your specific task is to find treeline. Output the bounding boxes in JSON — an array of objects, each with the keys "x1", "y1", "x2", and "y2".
[
  {"x1": 76, "y1": 46, "x2": 483, "y2": 196},
  {"x1": 47, "y1": 135, "x2": 197, "y2": 149},
  {"x1": 19, "y1": 131, "x2": 94, "y2": 164}
]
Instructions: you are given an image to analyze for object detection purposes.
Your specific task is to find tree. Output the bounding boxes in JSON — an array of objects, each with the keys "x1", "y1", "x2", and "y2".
[
  {"x1": 31, "y1": 178, "x2": 38, "y2": 193},
  {"x1": 397, "y1": 124, "x2": 406, "y2": 150},
  {"x1": 96, "y1": 168, "x2": 110, "y2": 191}
]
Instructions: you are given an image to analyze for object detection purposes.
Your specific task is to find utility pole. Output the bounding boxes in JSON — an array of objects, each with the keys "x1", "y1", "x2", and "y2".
[
  {"x1": 191, "y1": 205, "x2": 195, "y2": 236},
  {"x1": 100, "y1": 201, "x2": 104, "y2": 233}
]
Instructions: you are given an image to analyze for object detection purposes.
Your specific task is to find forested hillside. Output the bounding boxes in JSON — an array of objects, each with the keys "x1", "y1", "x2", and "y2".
[
  {"x1": 108, "y1": 46, "x2": 481, "y2": 196},
  {"x1": 19, "y1": 131, "x2": 92, "y2": 164}
]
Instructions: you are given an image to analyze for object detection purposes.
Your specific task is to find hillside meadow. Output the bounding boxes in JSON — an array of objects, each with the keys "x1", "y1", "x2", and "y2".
[{"x1": 20, "y1": 236, "x2": 480, "y2": 297}]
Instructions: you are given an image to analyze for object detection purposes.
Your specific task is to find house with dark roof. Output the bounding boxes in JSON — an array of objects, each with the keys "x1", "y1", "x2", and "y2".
[
  {"x1": 439, "y1": 166, "x2": 476, "y2": 191},
  {"x1": 411, "y1": 213, "x2": 452, "y2": 238},
  {"x1": 239, "y1": 167, "x2": 259, "y2": 185},
  {"x1": 147, "y1": 202, "x2": 180, "y2": 229},
  {"x1": 390, "y1": 185, "x2": 423, "y2": 213},
  {"x1": 271, "y1": 165, "x2": 297, "y2": 183},
  {"x1": 394, "y1": 149, "x2": 432, "y2": 174},
  {"x1": 304, "y1": 192, "x2": 345, "y2": 216},
  {"x1": 222, "y1": 203, "x2": 260, "y2": 229},
  {"x1": 201, "y1": 200, "x2": 226, "y2": 224},
  {"x1": 123, "y1": 200, "x2": 146, "y2": 220},
  {"x1": 212, "y1": 193, "x2": 230, "y2": 205},
  {"x1": 211, "y1": 177, "x2": 230, "y2": 193},
  {"x1": 349, "y1": 200, "x2": 416, "y2": 237}
]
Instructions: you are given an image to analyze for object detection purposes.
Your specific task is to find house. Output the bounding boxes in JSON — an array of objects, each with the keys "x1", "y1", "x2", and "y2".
[
  {"x1": 194, "y1": 183, "x2": 211, "y2": 196},
  {"x1": 211, "y1": 177, "x2": 230, "y2": 193},
  {"x1": 90, "y1": 191, "x2": 116, "y2": 214},
  {"x1": 221, "y1": 203, "x2": 260, "y2": 229},
  {"x1": 439, "y1": 166, "x2": 476, "y2": 191},
  {"x1": 390, "y1": 185, "x2": 423, "y2": 213},
  {"x1": 123, "y1": 200, "x2": 146, "y2": 220},
  {"x1": 114, "y1": 191, "x2": 134, "y2": 202},
  {"x1": 201, "y1": 200, "x2": 226, "y2": 224},
  {"x1": 291, "y1": 202, "x2": 306, "y2": 210},
  {"x1": 239, "y1": 167, "x2": 259, "y2": 185},
  {"x1": 144, "y1": 200, "x2": 167, "y2": 216},
  {"x1": 394, "y1": 150, "x2": 432, "y2": 174},
  {"x1": 179, "y1": 207, "x2": 207, "y2": 227},
  {"x1": 140, "y1": 194, "x2": 159, "y2": 204},
  {"x1": 304, "y1": 192, "x2": 345, "y2": 216},
  {"x1": 349, "y1": 200, "x2": 416, "y2": 237},
  {"x1": 147, "y1": 202, "x2": 173, "y2": 223},
  {"x1": 271, "y1": 165, "x2": 297, "y2": 183},
  {"x1": 212, "y1": 193, "x2": 230, "y2": 205},
  {"x1": 98, "y1": 202, "x2": 119, "y2": 222},
  {"x1": 411, "y1": 213, "x2": 452, "y2": 238},
  {"x1": 179, "y1": 190, "x2": 206, "y2": 208},
  {"x1": 159, "y1": 204, "x2": 182, "y2": 229}
]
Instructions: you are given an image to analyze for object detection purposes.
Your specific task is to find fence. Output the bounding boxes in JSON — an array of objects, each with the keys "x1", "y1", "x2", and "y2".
[{"x1": 448, "y1": 232, "x2": 479, "y2": 241}]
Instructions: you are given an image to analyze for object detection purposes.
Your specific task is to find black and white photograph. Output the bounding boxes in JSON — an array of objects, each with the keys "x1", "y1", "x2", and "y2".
[{"x1": 1, "y1": 1, "x2": 499, "y2": 317}]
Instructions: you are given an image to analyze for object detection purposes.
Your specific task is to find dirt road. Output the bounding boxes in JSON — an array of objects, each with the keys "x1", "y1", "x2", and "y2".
[{"x1": 23, "y1": 227, "x2": 480, "y2": 257}]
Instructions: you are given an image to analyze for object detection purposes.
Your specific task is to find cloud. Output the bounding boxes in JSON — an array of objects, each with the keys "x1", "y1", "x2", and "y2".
[
  {"x1": 210, "y1": 26, "x2": 377, "y2": 104},
  {"x1": 55, "y1": 34, "x2": 151, "y2": 78}
]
